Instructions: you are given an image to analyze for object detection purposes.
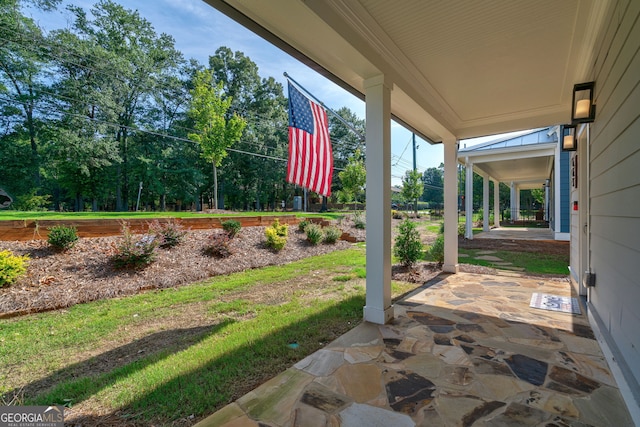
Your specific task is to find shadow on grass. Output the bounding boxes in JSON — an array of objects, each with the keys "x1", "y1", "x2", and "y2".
[
  {"x1": 21, "y1": 295, "x2": 365, "y2": 426},
  {"x1": 4, "y1": 321, "x2": 233, "y2": 407}
]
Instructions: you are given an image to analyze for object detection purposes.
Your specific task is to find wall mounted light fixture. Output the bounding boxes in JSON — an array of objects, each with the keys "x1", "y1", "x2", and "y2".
[
  {"x1": 562, "y1": 125, "x2": 577, "y2": 151},
  {"x1": 572, "y1": 81, "x2": 595, "y2": 124}
]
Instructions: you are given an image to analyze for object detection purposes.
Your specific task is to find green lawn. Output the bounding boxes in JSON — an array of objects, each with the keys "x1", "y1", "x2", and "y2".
[
  {"x1": 0, "y1": 210, "x2": 344, "y2": 221},
  {"x1": 459, "y1": 248, "x2": 569, "y2": 275},
  {"x1": 0, "y1": 246, "x2": 416, "y2": 425}
]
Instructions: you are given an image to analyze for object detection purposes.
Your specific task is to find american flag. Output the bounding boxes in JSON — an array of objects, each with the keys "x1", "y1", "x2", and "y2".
[{"x1": 287, "y1": 82, "x2": 333, "y2": 197}]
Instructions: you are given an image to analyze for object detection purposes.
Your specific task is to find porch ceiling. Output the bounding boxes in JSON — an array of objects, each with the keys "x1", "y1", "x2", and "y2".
[
  {"x1": 458, "y1": 129, "x2": 557, "y2": 188},
  {"x1": 205, "y1": 0, "x2": 609, "y2": 142},
  {"x1": 470, "y1": 155, "x2": 554, "y2": 190}
]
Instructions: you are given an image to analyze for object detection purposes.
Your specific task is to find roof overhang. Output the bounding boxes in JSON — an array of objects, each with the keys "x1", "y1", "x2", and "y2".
[
  {"x1": 458, "y1": 127, "x2": 561, "y2": 189},
  {"x1": 205, "y1": 0, "x2": 611, "y2": 143}
]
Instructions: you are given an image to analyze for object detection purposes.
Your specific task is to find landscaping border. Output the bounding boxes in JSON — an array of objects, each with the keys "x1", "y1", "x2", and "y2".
[
  {"x1": 0, "y1": 215, "x2": 301, "y2": 241},
  {"x1": 0, "y1": 215, "x2": 360, "y2": 242}
]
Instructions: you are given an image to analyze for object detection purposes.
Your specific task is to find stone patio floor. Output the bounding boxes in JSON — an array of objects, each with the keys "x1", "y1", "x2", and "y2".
[{"x1": 195, "y1": 272, "x2": 635, "y2": 426}]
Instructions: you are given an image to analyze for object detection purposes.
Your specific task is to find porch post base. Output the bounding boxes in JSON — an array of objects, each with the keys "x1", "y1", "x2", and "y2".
[
  {"x1": 364, "y1": 305, "x2": 394, "y2": 325},
  {"x1": 443, "y1": 263, "x2": 459, "y2": 274}
]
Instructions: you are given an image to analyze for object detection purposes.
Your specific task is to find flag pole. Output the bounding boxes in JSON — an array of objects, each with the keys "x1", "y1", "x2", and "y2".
[{"x1": 284, "y1": 72, "x2": 365, "y2": 142}]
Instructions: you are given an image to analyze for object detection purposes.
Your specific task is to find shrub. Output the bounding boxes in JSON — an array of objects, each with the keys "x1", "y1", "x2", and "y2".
[
  {"x1": 353, "y1": 211, "x2": 366, "y2": 229},
  {"x1": 458, "y1": 223, "x2": 466, "y2": 236},
  {"x1": 221, "y1": 220, "x2": 241, "y2": 238},
  {"x1": 148, "y1": 219, "x2": 188, "y2": 248},
  {"x1": 394, "y1": 219, "x2": 423, "y2": 267},
  {"x1": 305, "y1": 223, "x2": 323, "y2": 245},
  {"x1": 47, "y1": 225, "x2": 78, "y2": 251},
  {"x1": 297, "y1": 219, "x2": 310, "y2": 232},
  {"x1": 265, "y1": 228, "x2": 287, "y2": 251},
  {"x1": 323, "y1": 226, "x2": 342, "y2": 244},
  {"x1": 0, "y1": 250, "x2": 29, "y2": 287},
  {"x1": 13, "y1": 191, "x2": 50, "y2": 211},
  {"x1": 204, "y1": 232, "x2": 233, "y2": 258},
  {"x1": 112, "y1": 225, "x2": 159, "y2": 269},
  {"x1": 265, "y1": 219, "x2": 288, "y2": 251},
  {"x1": 427, "y1": 235, "x2": 445, "y2": 264},
  {"x1": 271, "y1": 219, "x2": 289, "y2": 237},
  {"x1": 392, "y1": 209, "x2": 403, "y2": 219}
]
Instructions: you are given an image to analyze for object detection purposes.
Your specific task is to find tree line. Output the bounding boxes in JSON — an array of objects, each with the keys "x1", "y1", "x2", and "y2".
[{"x1": 0, "y1": 0, "x2": 365, "y2": 212}]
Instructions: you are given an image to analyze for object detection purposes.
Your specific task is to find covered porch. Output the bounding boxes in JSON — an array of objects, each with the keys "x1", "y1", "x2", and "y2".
[
  {"x1": 201, "y1": 0, "x2": 639, "y2": 422},
  {"x1": 197, "y1": 272, "x2": 633, "y2": 426},
  {"x1": 458, "y1": 128, "x2": 569, "y2": 241},
  {"x1": 203, "y1": 0, "x2": 607, "y2": 327}
]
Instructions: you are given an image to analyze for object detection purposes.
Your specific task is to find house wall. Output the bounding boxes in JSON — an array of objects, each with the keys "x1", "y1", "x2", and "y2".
[
  {"x1": 586, "y1": 0, "x2": 640, "y2": 409},
  {"x1": 569, "y1": 150, "x2": 579, "y2": 284},
  {"x1": 559, "y1": 150, "x2": 570, "y2": 233}
]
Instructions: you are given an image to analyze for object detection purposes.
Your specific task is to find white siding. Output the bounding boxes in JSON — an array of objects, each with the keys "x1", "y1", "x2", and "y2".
[
  {"x1": 569, "y1": 151, "x2": 580, "y2": 284},
  {"x1": 588, "y1": 0, "x2": 640, "y2": 399}
]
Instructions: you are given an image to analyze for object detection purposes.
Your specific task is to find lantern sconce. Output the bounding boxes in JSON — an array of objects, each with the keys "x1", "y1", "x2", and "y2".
[
  {"x1": 562, "y1": 125, "x2": 577, "y2": 151},
  {"x1": 572, "y1": 81, "x2": 595, "y2": 124}
]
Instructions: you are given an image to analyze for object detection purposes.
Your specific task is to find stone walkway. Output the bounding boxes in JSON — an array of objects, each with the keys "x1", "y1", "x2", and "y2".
[
  {"x1": 196, "y1": 272, "x2": 634, "y2": 426},
  {"x1": 461, "y1": 250, "x2": 526, "y2": 272}
]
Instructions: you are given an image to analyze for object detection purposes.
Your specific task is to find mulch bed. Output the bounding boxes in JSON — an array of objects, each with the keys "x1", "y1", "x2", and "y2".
[{"x1": 0, "y1": 226, "x2": 351, "y2": 317}]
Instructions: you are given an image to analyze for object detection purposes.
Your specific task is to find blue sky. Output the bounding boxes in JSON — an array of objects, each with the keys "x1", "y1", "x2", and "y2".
[{"x1": 24, "y1": 0, "x2": 513, "y2": 185}]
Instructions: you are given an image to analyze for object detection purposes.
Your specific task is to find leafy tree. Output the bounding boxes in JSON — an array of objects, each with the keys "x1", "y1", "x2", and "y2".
[
  {"x1": 394, "y1": 219, "x2": 423, "y2": 267},
  {"x1": 45, "y1": 26, "x2": 122, "y2": 210},
  {"x1": 422, "y1": 164, "x2": 444, "y2": 206},
  {"x1": 328, "y1": 107, "x2": 365, "y2": 201},
  {"x1": 531, "y1": 188, "x2": 545, "y2": 205},
  {"x1": 0, "y1": 0, "x2": 59, "y2": 187},
  {"x1": 188, "y1": 69, "x2": 246, "y2": 210},
  {"x1": 67, "y1": 0, "x2": 183, "y2": 210},
  {"x1": 401, "y1": 169, "x2": 423, "y2": 216},
  {"x1": 130, "y1": 59, "x2": 198, "y2": 211},
  {"x1": 328, "y1": 107, "x2": 365, "y2": 169},
  {"x1": 337, "y1": 149, "x2": 366, "y2": 209},
  {"x1": 209, "y1": 48, "x2": 289, "y2": 211}
]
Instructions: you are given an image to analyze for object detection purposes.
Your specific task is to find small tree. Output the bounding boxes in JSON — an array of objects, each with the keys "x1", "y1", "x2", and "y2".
[
  {"x1": 47, "y1": 225, "x2": 79, "y2": 251},
  {"x1": 401, "y1": 169, "x2": 423, "y2": 217},
  {"x1": 188, "y1": 69, "x2": 246, "y2": 210},
  {"x1": 337, "y1": 149, "x2": 366, "y2": 210},
  {"x1": 394, "y1": 219, "x2": 423, "y2": 267}
]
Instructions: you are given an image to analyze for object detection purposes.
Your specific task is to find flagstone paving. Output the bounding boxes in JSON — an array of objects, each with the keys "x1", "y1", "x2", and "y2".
[{"x1": 195, "y1": 272, "x2": 634, "y2": 427}]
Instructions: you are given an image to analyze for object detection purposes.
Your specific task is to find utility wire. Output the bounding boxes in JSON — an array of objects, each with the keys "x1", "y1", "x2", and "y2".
[
  {"x1": 3, "y1": 30, "x2": 369, "y2": 155},
  {"x1": 1, "y1": 84, "x2": 364, "y2": 156},
  {"x1": 284, "y1": 72, "x2": 365, "y2": 144},
  {"x1": 0, "y1": 93, "x2": 351, "y2": 170}
]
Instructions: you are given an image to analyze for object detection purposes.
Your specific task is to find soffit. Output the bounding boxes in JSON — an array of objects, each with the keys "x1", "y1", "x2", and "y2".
[
  {"x1": 470, "y1": 155, "x2": 554, "y2": 187},
  {"x1": 208, "y1": 0, "x2": 609, "y2": 141},
  {"x1": 459, "y1": 129, "x2": 556, "y2": 185}
]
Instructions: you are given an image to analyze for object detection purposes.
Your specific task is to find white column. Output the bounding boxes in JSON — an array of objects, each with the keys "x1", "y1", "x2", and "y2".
[
  {"x1": 554, "y1": 137, "x2": 562, "y2": 237},
  {"x1": 493, "y1": 179, "x2": 500, "y2": 228},
  {"x1": 544, "y1": 181, "x2": 550, "y2": 221},
  {"x1": 515, "y1": 186, "x2": 521, "y2": 221},
  {"x1": 443, "y1": 138, "x2": 459, "y2": 273},
  {"x1": 363, "y1": 75, "x2": 393, "y2": 325},
  {"x1": 483, "y1": 176, "x2": 490, "y2": 231},
  {"x1": 510, "y1": 181, "x2": 517, "y2": 222},
  {"x1": 465, "y1": 160, "x2": 473, "y2": 239}
]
